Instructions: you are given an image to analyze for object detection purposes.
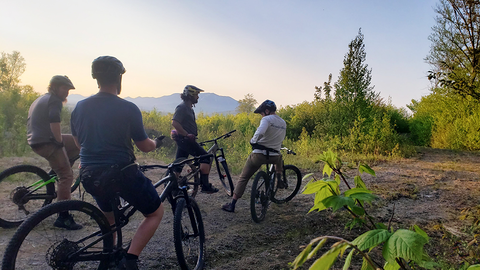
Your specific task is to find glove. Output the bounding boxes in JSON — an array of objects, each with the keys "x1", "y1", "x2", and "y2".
[
  {"x1": 186, "y1": 134, "x2": 196, "y2": 142},
  {"x1": 154, "y1": 135, "x2": 165, "y2": 148}
]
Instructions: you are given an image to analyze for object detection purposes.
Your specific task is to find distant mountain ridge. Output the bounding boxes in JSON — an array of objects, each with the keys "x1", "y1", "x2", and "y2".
[{"x1": 66, "y1": 93, "x2": 239, "y2": 114}]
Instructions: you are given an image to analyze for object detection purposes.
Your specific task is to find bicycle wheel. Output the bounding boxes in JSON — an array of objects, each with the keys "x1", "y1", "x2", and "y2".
[
  {"x1": 2, "y1": 200, "x2": 114, "y2": 270},
  {"x1": 173, "y1": 197, "x2": 205, "y2": 270},
  {"x1": 0, "y1": 165, "x2": 55, "y2": 228},
  {"x1": 250, "y1": 171, "x2": 269, "y2": 223},
  {"x1": 177, "y1": 161, "x2": 200, "y2": 198},
  {"x1": 217, "y1": 160, "x2": 234, "y2": 197},
  {"x1": 272, "y1": 165, "x2": 302, "y2": 204}
]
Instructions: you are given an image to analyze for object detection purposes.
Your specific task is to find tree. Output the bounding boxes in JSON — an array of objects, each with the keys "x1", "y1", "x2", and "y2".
[
  {"x1": 426, "y1": 0, "x2": 480, "y2": 100},
  {"x1": 334, "y1": 29, "x2": 376, "y2": 108},
  {"x1": 0, "y1": 51, "x2": 26, "y2": 92},
  {"x1": 314, "y1": 73, "x2": 333, "y2": 101},
  {"x1": 236, "y1": 93, "x2": 257, "y2": 114}
]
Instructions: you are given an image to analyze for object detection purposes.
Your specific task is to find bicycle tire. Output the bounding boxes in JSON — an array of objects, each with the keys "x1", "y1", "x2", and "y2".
[
  {"x1": 173, "y1": 197, "x2": 205, "y2": 270},
  {"x1": 2, "y1": 200, "x2": 114, "y2": 270},
  {"x1": 217, "y1": 160, "x2": 234, "y2": 197},
  {"x1": 0, "y1": 165, "x2": 55, "y2": 228},
  {"x1": 272, "y1": 165, "x2": 302, "y2": 204},
  {"x1": 250, "y1": 171, "x2": 269, "y2": 223}
]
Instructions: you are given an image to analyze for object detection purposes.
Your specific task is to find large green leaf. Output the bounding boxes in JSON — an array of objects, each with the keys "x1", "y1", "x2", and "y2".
[
  {"x1": 291, "y1": 241, "x2": 313, "y2": 269},
  {"x1": 348, "y1": 192, "x2": 377, "y2": 202},
  {"x1": 323, "y1": 163, "x2": 333, "y2": 177},
  {"x1": 382, "y1": 229, "x2": 428, "y2": 264},
  {"x1": 467, "y1": 265, "x2": 480, "y2": 270},
  {"x1": 413, "y1": 224, "x2": 430, "y2": 242},
  {"x1": 352, "y1": 229, "x2": 392, "y2": 251},
  {"x1": 307, "y1": 239, "x2": 328, "y2": 260},
  {"x1": 322, "y1": 195, "x2": 355, "y2": 211},
  {"x1": 343, "y1": 249, "x2": 354, "y2": 270},
  {"x1": 344, "y1": 188, "x2": 373, "y2": 196},
  {"x1": 359, "y1": 164, "x2": 376, "y2": 176},
  {"x1": 309, "y1": 244, "x2": 342, "y2": 270},
  {"x1": 384, "y1": 261, "x2": 400, "y2": 270},
  {"x1": 303, "y1": 180, "x2": 331, "y2": 194},
  {"x1": 354, "y1": 175, "x2": 367, "y2": 189},
  {"x1": 361, "y1": 257, "x2": 375, "y2": 270}
]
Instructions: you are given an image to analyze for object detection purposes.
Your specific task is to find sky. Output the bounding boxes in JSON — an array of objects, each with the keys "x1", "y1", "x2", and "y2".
[{"x1": 1, "y1": 0, "x2": 438, "y2": 110}]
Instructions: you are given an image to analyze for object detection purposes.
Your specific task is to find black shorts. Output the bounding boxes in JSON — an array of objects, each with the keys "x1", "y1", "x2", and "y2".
[
  {"x1": 175, "y1": 138, "x2": 211, "y2": 164},
  {"x1": 80, "y1": 164, "x2": 161, "y2": 215}
]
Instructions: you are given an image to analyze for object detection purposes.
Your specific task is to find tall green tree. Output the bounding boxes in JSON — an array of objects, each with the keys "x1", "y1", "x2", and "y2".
[
  {"x1": 236, "y1": 93, "x2": 257, "y2": 114},
  {"x1": 426, "y1": 0, "x2": 480, "y2": 100},
  {"x1": 314, "y1": 73, "x2": 333, "y2": 101},
  {"x1": 333, "y1": 29, "x2": 377, "y2": 136},
  {"x1": 0, "y1": 51, "x2": 38, "y2": 156}
]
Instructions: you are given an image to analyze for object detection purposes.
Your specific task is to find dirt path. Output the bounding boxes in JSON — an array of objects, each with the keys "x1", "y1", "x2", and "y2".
[{"x1": 1, "y1": 148, "x2": 479, "y2": 269}]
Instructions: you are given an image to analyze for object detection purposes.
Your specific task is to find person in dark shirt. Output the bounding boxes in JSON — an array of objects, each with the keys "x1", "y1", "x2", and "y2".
[
  {"x1": 26, "y1": 75, "x2": 82, "y2": 230},
  {"x1": 71, "y1": 56, "x2": 164, "y2": 270},
  {"x1": 171, "y1": 85, "x2": 218, "y2": 193}
]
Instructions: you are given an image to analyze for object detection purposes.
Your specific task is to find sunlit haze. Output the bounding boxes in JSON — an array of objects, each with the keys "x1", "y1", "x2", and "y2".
[{"x1": 1, "y1": 0, "x2": 438, "y2": 110}]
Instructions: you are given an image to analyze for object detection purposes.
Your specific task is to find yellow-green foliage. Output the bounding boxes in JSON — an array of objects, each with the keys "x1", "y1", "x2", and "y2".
[{"x1": 410, "y1": 91, "x2": 480, "y2": 150}]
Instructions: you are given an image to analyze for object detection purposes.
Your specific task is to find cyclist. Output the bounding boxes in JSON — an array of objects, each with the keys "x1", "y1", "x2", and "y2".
[
  {"x1": 70, "y1": 56, "x2": 164, "y2": 270},
  {"x1": 26, "y1": 75, "x2": 82, "y2": 230},
  {"x1": 171, "y1": 85, "x2": 219, "y2": 193},
  {"x1": 222, "y1": 100, "x2": 286, "y2": 212}
]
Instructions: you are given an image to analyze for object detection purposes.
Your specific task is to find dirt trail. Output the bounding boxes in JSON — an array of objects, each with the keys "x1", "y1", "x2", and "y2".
[{"x1": 1, "y1": 148, "x2": 479, "y2": 269}]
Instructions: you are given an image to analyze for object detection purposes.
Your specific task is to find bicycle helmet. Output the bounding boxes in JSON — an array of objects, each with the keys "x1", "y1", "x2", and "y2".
[
  {"x1": 49, "y1": 75, "x2": 75, "y2": 89},
  {"x1": 254, "y1": 100, "x2": 277, "y2": 114},
  {"x1": 91, "y1": 56, "x2": 126, "y2": 79},
  {"x1": 182, "y1": 85, "x2": 204, "y2": 97}
]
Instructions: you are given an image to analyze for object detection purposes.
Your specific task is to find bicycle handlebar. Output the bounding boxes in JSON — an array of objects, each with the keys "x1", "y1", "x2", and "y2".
[
  {"x1": 199, "y1": 130, "x2": 236, "y2": 145},
  {"x1": 281, "y1": 147, "x2": 297, "y2": 155}
]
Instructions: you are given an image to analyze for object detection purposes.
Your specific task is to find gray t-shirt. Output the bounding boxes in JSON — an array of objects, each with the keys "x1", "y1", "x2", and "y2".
[
  {"x1": 26, "y1": 93, "x2": 63, "y2": 146},
  {"x1": 172, "y1": 102, "x2": 198, "y2": 136}
]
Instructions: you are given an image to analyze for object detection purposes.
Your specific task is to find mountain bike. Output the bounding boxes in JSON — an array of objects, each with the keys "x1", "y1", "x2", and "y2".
[
  {"x1": 0, "y1": 157, "x2": 82, "y2": 228},
  {"x1": 250, "y1": 147, "x2": 302, "y2": 223},
  {"x1": 177, "y1": 130, "x2": 236, "y2": 197},
  {"x1": 1, "y1": 154, "x2": 210, "y2": 270}
]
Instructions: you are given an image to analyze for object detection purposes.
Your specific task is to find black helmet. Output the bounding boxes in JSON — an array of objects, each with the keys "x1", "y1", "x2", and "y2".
[
  {"x1": 254, "y1": 100, "x2": 277, "y2": 114},
  {"x1": 91, "y1": 56, "x2": 126, "y2": 79}
]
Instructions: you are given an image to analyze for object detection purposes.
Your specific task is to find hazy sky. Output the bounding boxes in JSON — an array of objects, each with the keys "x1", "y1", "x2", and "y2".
[{"x1": 1, "y1": 0, "x2": 438, "y2": 110}]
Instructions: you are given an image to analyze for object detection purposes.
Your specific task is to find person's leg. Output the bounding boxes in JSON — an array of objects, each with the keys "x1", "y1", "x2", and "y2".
[
  {"x1": 127, "y1": 204, "x2": 164, "y2": 256},
  {"x1": 62, "y1": 134, "x2": 80, "y2": 165},
  {"x1": 222, "y1": 153, "x2": 264, "y2": 212}
]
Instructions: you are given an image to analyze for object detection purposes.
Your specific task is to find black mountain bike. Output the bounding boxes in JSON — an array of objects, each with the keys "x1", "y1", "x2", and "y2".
[
  {"x1": 177, "y1": 130, "x2": 236, "y2": 197},
  {"x1": 250, "y1": 147, "x2": 302, "y2": 223},
  {"x1": 2, "y1": 154, "x2": 211, "y2": 270},
  {"x1": 0, "y1": 157, "x2": 82, "y2": 228}
]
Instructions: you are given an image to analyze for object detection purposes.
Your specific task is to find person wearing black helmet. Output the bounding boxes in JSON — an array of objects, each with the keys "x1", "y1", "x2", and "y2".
[
  {"x1": 171, "y1": 85, "x2": 219, "y2": 193},
  {"x1": 222, "y1": 100, "x2": 286, "y2": 213},
  {"x1": 71, "y1": 56, "x2": 164, "y2": 270},
  {"x1": 27, "y1": 75, "x2": 82, "y2": 230}
]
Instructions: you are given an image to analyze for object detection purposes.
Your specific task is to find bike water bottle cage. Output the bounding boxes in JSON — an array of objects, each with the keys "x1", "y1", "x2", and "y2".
[{"x1": 182, "y1": 85, "x2": 204, "y2": 97}]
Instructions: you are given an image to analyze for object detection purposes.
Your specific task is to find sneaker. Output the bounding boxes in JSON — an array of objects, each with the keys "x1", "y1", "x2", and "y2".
[
  {"x1": 201, "y1": 183, "x2": 219, "y2": 194},
  {"x1": 277, "y1": 179, "x2": 286, "y2": 189},
  {"x1": 54, "y1": 214, "x2": 83, "y2": 230},
  {"x1": 221, "y1": 203, "x2": 235, "y2": 212},
  {"x1": 116, "y1": 257, "x2": 139, "y2": 270}
]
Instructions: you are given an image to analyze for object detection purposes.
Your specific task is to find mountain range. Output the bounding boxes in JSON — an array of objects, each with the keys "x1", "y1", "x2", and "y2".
[{"x1": 66, "y1": 93, "x2": 239, "y2": 114}]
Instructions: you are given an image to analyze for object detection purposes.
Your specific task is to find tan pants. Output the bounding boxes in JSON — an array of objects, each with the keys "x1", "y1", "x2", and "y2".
[
  {"x1": 31, "y1": 135, "x2": 80, "y2": 201},
  {"x1": 233, "y1": 153, "x2": 283, "y2": 198}
]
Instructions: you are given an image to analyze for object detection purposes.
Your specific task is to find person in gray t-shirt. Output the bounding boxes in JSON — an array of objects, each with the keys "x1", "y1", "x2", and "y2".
[
  {"x1": 171, "y1": 85, "x2": 219, "y2": 193},
  {"x1": 26, "y1": 75, "x2": 82, "y2": 230}
]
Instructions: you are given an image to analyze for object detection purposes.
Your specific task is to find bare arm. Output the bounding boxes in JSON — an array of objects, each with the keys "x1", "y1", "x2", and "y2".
[
  {"x1": 50, "y1": 122, "x2": 63, "y2": 143},
  {"x1": 172, "y1": 120, "x2": 188, "y2": 136},
  {"x1": 135, "y1": 138, "x2": 157, "y2": 153}
]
